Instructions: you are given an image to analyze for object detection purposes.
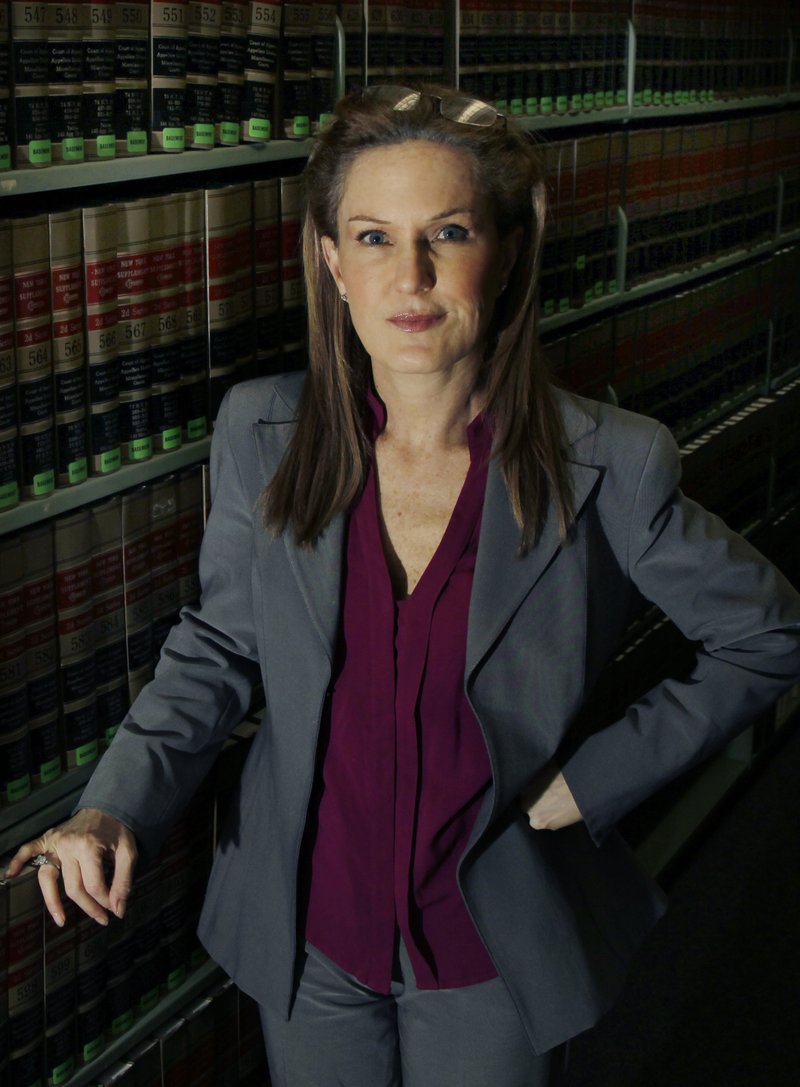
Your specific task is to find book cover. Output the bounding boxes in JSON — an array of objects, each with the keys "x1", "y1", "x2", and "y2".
[
  {"x1": 90, "y1": 495, "x2": 127, "y2": 747},
  {"x1": 241, "y1": 0, "x2": 280, "y2": 141},
  {"x1": 10, "y1": 0, "x2": 52, "y2": 168},
  {"x1": 114, "y1": 0, "x2": 149, "y2": 157},
  {"x1": 279, "y1": 172, "x2": 305, "y2": 371},
  {"x1": 178, "y1": 189, "x2": 209, "y2": 441},
  {"x1": 105, "y1": 912, "x2": 135, "y2": 1040},
  {"x1": 0, "y1": 219, "x2": 17, "y2": 511},
  {"x1": 81, "y1": 0, "x2": 117, "y2": 161},
  {"x1": 253, "y1": 175, "x2": 280, "y2": 376},
  {"x1": 116, "y1": 195, "x2": 154, "y2": 464},
  {"x1": 215, "y1": 0, "x2": 247, "y2": 145},
  {"x1": 149, "y1": 193, "x2": 184, "y2": 454},
  {"x1": 150, "y1": 0, "x2": 188, "y2": 151},
  {"x1": 186, "y1": 0, "x2": 221, "y2": 148},
  {"x1": 46, "y1": 0, "x2": 85, "y2": 165},
  {"x1": 20, "y1": 521, "x2": 61, "y2": 787},
  {"x1": 49, "y1": 206, "x2": 89, "y2": 488},
  {"x1": 54, "y1": 507, "x2": 100, "y2": 769},
  {"x1": 12, "y1": 214, "x2": 56, "y2": 502},
  {"x1": 280, "y1": 0, "x2": 313, "y2": 139},
  {"x1": 82, "y1": 202, "x2": 121, "y2": 477},
  {"x1": 122, "y1": 485, "x2": 154, "y2": 702}
]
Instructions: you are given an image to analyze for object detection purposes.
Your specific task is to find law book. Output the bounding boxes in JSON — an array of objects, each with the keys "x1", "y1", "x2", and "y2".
[
  {"x1": 5, "y1": 865, "x2": 45, "y2": 1087},
  {"x1": 204, "y1": 181, "x2": 252, "y2": 419},
  {"x1": 280, "y1": 0, "x2": 313, "y2": 139},
  {"x1": 0, "y1": 534, "x2": 31, "y2": 806},
  {"x1": 20, "y1": 522, "x2": 61, "y2": 787},
  {"x1": 241, "y1": 0, "x2": 280, "y2": 141},
  {"x1": 178, "y1": 189, "x2": 209, "y2": 441},
  {"x1": 12, "y1": 214, "x2": 56, "y2": 502},
  {"x1": 49, "y1": 206, "x2": 89, "y2": 489},
  {"x1": 679, "y1": 122, "x2": 715, "y2": 269},
  {"x1": 46, "y1": 0, "x2": 85, "y2": 165},
  {"x1": 0, "y1": 0, "x2": 11, "y2": 170},
  {"x1": 253, "y1": 175, "x2": 280, "y2": 376},
  {"x1": 571, "y1": 133, "x2": 610, "y2": 307},
  {"x1": 487, "y1": 0, "x2": 508, "y2": 111},
  {"x1": 54, "y1": 507, "x2": 100, "y2": 769},
  {"x1": 215, "y1": 0, "x2": 247, "y2": 145},
  {"x1": 10, "y1": 0, "x2": 52, "y2": 168},
  {"x1": 384, "y1": 1, "x2": 405, "y2": 84},
  {"x1": 82, "y1": 202, "x2": 121, "y2": 476},
  {"x1": 604, "y1": 129, "x2": 624, "y2": 294},
  {"x1": 0, "y1": 866, "x2": 7, "y2": 1084},
  {"x1": 623, "y1": 128, "x2": 664, "y2": 287},
  {"x1": 75, "y1": 911, "x2": 107, "y2": 1066},
  {"x1": 279, "y1": 172, "x2": 305, "y2": 371},
  {"x1": 458, "y1": 0, "x2": 480, "y2": 97},
  {"x1": 149, "y1": 192, "x2": 184, "y2": 454},
  {"x1": 339, "y1": 0, "x2": 364, "y2": 93},
  {"x1": 403, "y1": 0, "x2": 424, "y2": 83},
  {"x1": 565, "y1": 316, "x2": 613, "y2": 401},
  {"x1": 176, "y1": 463, "x2": 204, "y2": 607},
  {"x1": 186, "y1": 0, "x2": 221, "y2": 148},
  {"x1": 365, "y1": 0, "x2": 387, "y2": 84},
  {"x1": 746, "y1": 113, "x2": 779, "y2": 246},
  {"x1": 0, "y1": 219, "x2": 18, "y2": 511},
  {"x1": 425, "y1": 0, "x2": 445, "y2": 82},
  {"x1": 148, "y1": 474, "x2": 180, "y2": 660},
  {"x1": 116, "y1": 195, "x2": 154, "y2": 465},
  {"x1": 81, "y1": 0, "x2": 117, "y2": 161},
  {"x1": 657, "y1": 126, "x2": 682, "y2": 274},
  {"x1": 43, "y1": 897, "x2": 78, "y2": 1087},
  {"x1": 128, "y1": 863, "x2": 163, "y2": 1018},
  {"x1": 90, "y1": 495, "x2": 128, "y2": 747},
  {"x1": 150, "y1": 0, "x2": 189, "y2": 151},
  {"x1": 122, "y1": 485, "x2": 155, "y2": 702},
  {"x1": 310, "y1": 0, "x2": 335, "y2": 132},
  {"x1": 114, "y1": 0, "x2": 149, "y2": 157},
  {"x1": 105, "y1": 912, "x2": 135, "y2": 1041},
  {"x1": 610, "y1": 304, "x2": 644, "y2": 413}
]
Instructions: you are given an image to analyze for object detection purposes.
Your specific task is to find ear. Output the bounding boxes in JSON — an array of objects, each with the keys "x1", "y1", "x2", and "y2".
[
  {"x1": 321, "y1": 235, "x2": 346, "y2": 296},
  {"x1": 499, "y1": 225, "x2": 524, "y2": 285}
]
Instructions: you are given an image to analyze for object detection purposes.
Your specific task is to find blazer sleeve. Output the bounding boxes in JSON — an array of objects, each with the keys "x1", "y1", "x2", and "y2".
[
  {"x1": 76, "y1": 387, "x2": 263, "y2": 863},
  {"x1": 561, "y1": 421, "x2": 800, "y2": 845}
]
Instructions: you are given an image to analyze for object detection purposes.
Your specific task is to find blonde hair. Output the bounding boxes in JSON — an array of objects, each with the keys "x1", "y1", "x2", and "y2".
[{"x1": 263, "y1": 86, "x2": 573, "y2": 552}]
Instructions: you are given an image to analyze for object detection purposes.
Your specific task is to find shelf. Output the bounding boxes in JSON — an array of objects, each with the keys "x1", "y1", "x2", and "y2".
[
  {"x1": 0, "y1": 140, "x2": 313, "y2": 198},
  {"x1": 0, "y1": 764, "x2": 94, "y2": 855},
  {"x1": 0, "y1": 438, "x2": 211, "y2": 535}
]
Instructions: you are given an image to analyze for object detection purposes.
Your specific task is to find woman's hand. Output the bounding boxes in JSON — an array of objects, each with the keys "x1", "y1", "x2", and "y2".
[
  {"x1": 520, "y1": 764, "x2": 583, "y2": 831},
  {"x1": 5, "y1": 808, "x2": 138, "y2": 928}
]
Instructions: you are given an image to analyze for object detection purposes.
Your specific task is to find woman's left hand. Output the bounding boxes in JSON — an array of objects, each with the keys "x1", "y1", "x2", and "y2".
[{"x1": 520, "y1": 765, "x2": 583, "y2": 831}]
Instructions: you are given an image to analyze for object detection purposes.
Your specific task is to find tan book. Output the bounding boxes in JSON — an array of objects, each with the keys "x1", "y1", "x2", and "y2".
[
  {"x1": 20, "y1": 521, "x2": 61, "y2": 786},
  {"x1": 114, "y1": 0, "x2": 149, "y2": 156},
  {"x1": 279, "y1": 172, "x2": 305, "y2": 371},
  {"x1": 241, "y1": 0, "x2": 280, "y2": 142},
  {"x1": 90, "y1": 495, "x2": 127, "y2": 745},
  {"x1": 82, "y1": 202, "x2": 121, "y2": 475},
  {"x1": 122, "y1": 485, "x2": 153, "y2": 702},
  {"x1": 186, "y1": 0, "x2": 221, "y2": 148},
  {"x1": 178, "y1": 189, "x2": 209, "y2": 441},
  {"x1": 149, "y1": 474, "x2": 180, "y2": 654},
  {"x1": 9, "y1": 0, "x2": 51, "y2": 167},
  {"x1": 215, "y1": 0, "x2": 247, "y2": 145},
  {"x1": 0, "y1": 0, "x2": 12, "y2": 169},
  {"x1": 81, "y1": 0, "x2": 117, "y2": 161},
  {"x1": 116, "y1": 195, "x2": 154, "y2": 464},
  {"x1": 46, "y1": 0, "x2": 85, "y2": 164},
  {"x1": 150, "y1": 0, "x2": 188, "y2": 151},
  {"x1": 149, "y1": 193, "x2": 184, "y2": 454},
  {"x1": 253, "y1": 176, "x2": 280, "y2": 375}
]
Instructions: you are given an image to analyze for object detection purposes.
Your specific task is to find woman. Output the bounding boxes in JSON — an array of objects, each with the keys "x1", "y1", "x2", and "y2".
[{"x1": 9, "y1": 86, "x2": 800, "y2": 1086}]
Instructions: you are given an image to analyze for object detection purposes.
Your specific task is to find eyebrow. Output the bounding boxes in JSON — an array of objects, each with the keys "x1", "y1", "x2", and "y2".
[{"x1": 346, "y1": 207, "x2": 478, "y2": 224}]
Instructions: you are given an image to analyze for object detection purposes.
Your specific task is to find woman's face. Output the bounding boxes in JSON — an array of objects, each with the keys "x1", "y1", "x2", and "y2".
[{"x1": 321, "y1": 140, "x2": 519, "y2": 386}]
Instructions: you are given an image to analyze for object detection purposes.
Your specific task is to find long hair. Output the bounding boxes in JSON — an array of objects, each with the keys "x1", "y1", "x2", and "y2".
[{"x1": 262, "y1": 85, "x2": 573, "y2": 553}]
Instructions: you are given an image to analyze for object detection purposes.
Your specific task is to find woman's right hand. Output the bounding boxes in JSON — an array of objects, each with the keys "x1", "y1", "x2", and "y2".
[{"x1": 5, "y1": 808, "x2": 138, "y2": 929}]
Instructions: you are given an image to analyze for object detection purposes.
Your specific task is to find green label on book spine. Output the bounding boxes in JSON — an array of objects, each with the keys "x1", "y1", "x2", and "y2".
[
  {"x1": 509, "y1": 99, "x2": 523, "y2": 116},
  {"x1": 76, "y1": 740, "x2": 99, "y2": 766},
  {"x1": 161, "y1": 426, "x2": 181, "y2": 451},
  {"x1": 129, "y1": 436, "x2": 152, "y2": 461},
  {"x1": 167, "y1": 965, "x2": 187, "y2": 991},
  {"x1": 6, "y1": 775, "x2": 32, "y2": 804},
  {"x1": 540, "y1": 97, "x2": 553, "y2": 114},
  {"x1": 571, "y1": 94, "x2": 582, "y2": 111},
  {"x1": 220, "y1": 121, "x2": 240, "y2": 144},
  {"x1": 525, "y1": 98, "x2": 538, "y2": 115},
  {"x1": 163, "y1": 127, "x2": 185, "y2": 151},
  {"x1": 63, "y1": 137, "x2": 84, "y2": 162},
  {"x1": 0, "y1": 481, "x2": 19, "y2": 508},
  {"x1": 34, "y1": 469, "x2": 55, "y2": 497},
  {"x1": 193, "y1": 123, "x2": 214, "y2": 146},
  {"x1": 249, "y1": 117, "x2": 271, "y2": 140},
  {"x1": 139, "y1": 987, "x2": 160, "y2": 1013},
  {"x1": 68, "y1": 458, "x2": 88, "y2": 484},
  {"x1": 187, "y1": 417, "x2": 208, "y2": 440},
  {"x1": 127, "y1": 130, "x2": 147, "y2": 154},
  {"x1": 97, "y1": 134, "x2": 116, "y2": 158},
  {"x1": 104, "y1": 723, "x2": 120, "y2": 745},
  {"x1": 30, "y1": 139, "x2": 52, "y2": 166},
  {"x1": 99, "y1": 447, "x2": 121, "y2": 474},
  {"x1": 292, "y1": 116, "x2": 310, "y2": 138},
  {"x1": 83, "y1": 1036, "x2": 105, "y2": 1063},
  {"x1": 556, "y1": 95, "x2": 568, "y2": 113},
  {"x1": 52, "y1": 1056, "x2": 75, "y2": 1085},
  {"x1": 0, "y1": 145, "x2": 10, "y2": 170},
  {"x1": 111, "y1": 1010, "x2": 134, "y2": 1037},
  {"x1": 39, "y1": 756, "x2": 61, "y2": 784}
]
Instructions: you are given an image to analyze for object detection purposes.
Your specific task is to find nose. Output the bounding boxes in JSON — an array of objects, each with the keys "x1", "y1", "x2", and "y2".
[{"x1": 393, "y1": 240, "x2": 435, "y2": 294}]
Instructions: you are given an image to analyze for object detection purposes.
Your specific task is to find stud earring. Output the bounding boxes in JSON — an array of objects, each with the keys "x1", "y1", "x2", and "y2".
[
  {"x1": 341, "y1": 293, "x2": 349, "y2": 303},
  {"x1": 498, "y1": 283, "x2": 507, "y2": 295}
]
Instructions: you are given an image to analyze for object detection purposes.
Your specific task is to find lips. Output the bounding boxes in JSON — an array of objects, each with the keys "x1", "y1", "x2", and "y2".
[{"x1": 388, "y1": 312, "x2": 444, "y2": 333}]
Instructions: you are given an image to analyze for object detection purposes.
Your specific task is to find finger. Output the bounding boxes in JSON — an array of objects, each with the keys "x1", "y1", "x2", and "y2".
[
  {"x1": 109, "y1": 838, "x2": 137, "y2": 920},
  {"x1": 60, "y1": 855, "x2": 110, "y2": 927},
  {"x1": 36, "y1": 863, "x2": 67, "y2": 928},
  {"x1": 5, "y1": 837, "x2": 47, "y2": 878}
]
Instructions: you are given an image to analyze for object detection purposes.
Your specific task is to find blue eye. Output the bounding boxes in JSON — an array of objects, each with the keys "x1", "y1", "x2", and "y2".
[
  {"x1": 437, "y1": 224, "x2": 470, "y2": 242},
  {"x1": 357, "y1": 230, "x2": 388, "y2": 246}
]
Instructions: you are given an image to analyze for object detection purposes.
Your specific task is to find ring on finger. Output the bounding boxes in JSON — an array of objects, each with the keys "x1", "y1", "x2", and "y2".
[{"x1": 32, "y1": 853, "x2": 61, "y2": 873}]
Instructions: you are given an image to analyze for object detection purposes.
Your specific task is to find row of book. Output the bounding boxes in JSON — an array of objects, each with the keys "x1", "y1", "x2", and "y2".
[
  {"x1": 539, "y1": 107, "x2": 800, "y2": 312},
  {"x1": 1, "y1": 753, "x2": 269, "y2": 1087},
  {"x1": 545, "y1": 244, "x2": 800, "y2": 532},
  {"x1": 0, "y1": 173, "x2": 303, "y2": 511},
  {"x1": 0, "y1": 465, "x2": 207, "y2": 808},
  {"x1": 1, "y1": 0, "x2": 450, "y2": 172}
]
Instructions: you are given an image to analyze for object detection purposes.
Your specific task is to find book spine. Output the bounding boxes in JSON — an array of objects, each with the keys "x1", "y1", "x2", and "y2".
[
  {"x1": 279, "y1": 172, "x2": 305, "y2": 371},
  {"x1": 105, "y1": 913, "x2": 135, "y2": 1041},
  {"x1": 0, "y1": 535, "x2": 31, "y2": 806},
  {"x1": 81, "y1": 0, "x2": 117, "y2": 161},
  {"x1": 149, "y1": 474, "x2": 179, "y2": 657},
  {"x1": 338, "y1": 0, "x2": 363, "y2": 94},
  {"x1": 6, "y1": 866, "x2": 45, "y2": 1087},
  {"x1": 215, "y1": 0, "x2": 247, "y2": 145},
  {"x1": 43, "y1": 896, "x2": 78, "y2": 1086},
  {"x1": 12, "y1": 214, "x2": 56, "y2": 502},
  {"x1": 150, "y1": 193, "x2": 184, "y2": 454},
  {"x1": 75, "y1": 911, "x2": 107, "y2": 1065},
  {"x1": 178, "y1": 189, "x2": 209, "y2": 440},
  {"x1": 384, "y1": 1, "x2": 404, "y2": 83},
  {"x1": 0, "y1": 0, "x2": 11, "y2": 169},
  {"x1": 150, "y1": 0, "x2": 188, "y2": 151},
  {"x1": 89, "y1": 494, "x2": 127, "y2": 747},
  {"x1": 365, "y1": 0, "x2": 387, "y2": 83},
  {"x1": 176, "y1": 464, "x2": 204, "y2": 607},
  {"x1": 116, "y1": 196, "x2": 154, "y2": 464},
  {"x1": 242, "y1": 0, "x2": 280, "y2": 141},
  {"x1": 253, "y1": 176, "x2": 280, "y2": 376},
  {"x1": 0, "y1": 220, "x2": 18, "y2": 511},
  {"x1": 121, "y1": 485, "x2": 154, "y2": 702},
  {"x1": 310, "y1": 0, "x2": 335, "y2": 133},
  {"x1": 50, "y1": 206, "x2": 89, "y2": 488},
  {"x1": 114, "y1": 0, "x2": 150, "y2": 156},
  {"x1": 46, "y1": 0, "x2": 85, "y2": 164},
  {"x1": 186, "y1": 0, "x2": 221, "y2": 148},
  {"x1": 404, "y1": 0, "x2": 423, "y2": 83},
  {"x1": 82, "y1": 202, "x2": 121, "y2": 476},
  {"x1": 54, "y1": 506, "x2": 100, "y2": 768},
  {"x1": 280, "y1": 0, "x2": 312, "y2": 139},
  {"x1": 20, "y1": 522, "x2": 60, "y2": 786},
  {"x1": 10, "y1": 0, "x2": 52, "y2": 167}
]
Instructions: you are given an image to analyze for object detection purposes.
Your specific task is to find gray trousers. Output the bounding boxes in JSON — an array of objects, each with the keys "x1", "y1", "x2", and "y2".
[{"x1": 258, "y1": 941, "x2": 562, "y2": 1087}]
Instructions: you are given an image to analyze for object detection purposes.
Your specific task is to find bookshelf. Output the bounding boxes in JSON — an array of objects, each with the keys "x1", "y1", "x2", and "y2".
[{"x1": 2, "y1": 3, "x2": 800, "y2": 1085}]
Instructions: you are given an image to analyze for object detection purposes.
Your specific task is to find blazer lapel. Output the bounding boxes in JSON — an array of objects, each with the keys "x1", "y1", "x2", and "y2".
[{"x1": 252, "y1": 419, "x2": 344, "y2": 664}]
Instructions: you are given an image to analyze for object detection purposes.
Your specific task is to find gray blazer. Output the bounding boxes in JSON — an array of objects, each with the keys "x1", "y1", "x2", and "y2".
[{"x1": 79, "y1": 372, "x2": 800, "y2": 1054}]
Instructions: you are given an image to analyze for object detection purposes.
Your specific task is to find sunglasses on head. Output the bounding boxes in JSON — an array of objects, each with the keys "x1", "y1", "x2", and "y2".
[{"x1": 364, "y1": 85, "x2": 507, "y2": 129}]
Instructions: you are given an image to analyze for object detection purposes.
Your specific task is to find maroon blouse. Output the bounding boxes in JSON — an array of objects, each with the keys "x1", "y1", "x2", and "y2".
[{"x1": 303, "y1": 393, "x2": 498, "y2": 993}]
